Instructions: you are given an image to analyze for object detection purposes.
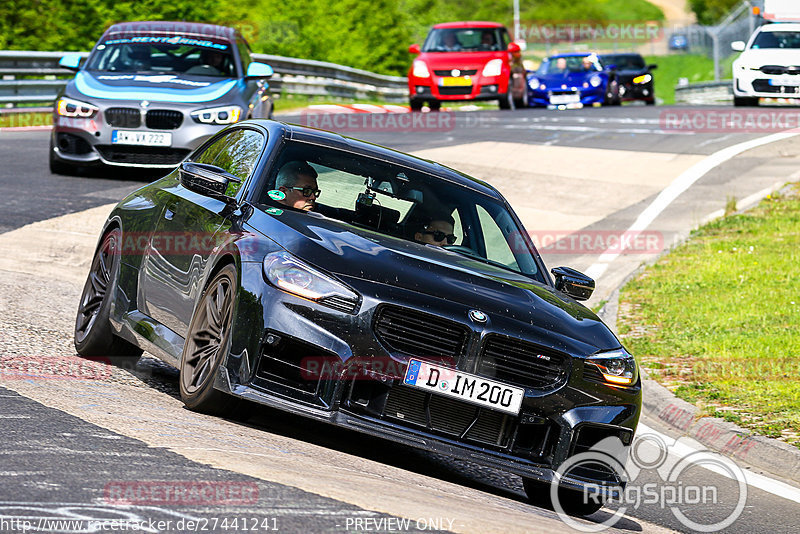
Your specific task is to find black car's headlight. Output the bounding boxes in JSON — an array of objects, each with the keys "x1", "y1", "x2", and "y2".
[
  {"x1": 191, "y1": 105, "x2": 242, "y2": 125},
  {"x1": 587, "y1": 348, "x2": 638, "y2": 386},
  {"x1": 56, "y1": 97, "x2": 98, "y2": 118},
  {"x1": 633, "y1": 74, "x2": 652, "y2": 84},
  {"x1": 263, "y1": 251, "x2": 359, "y2": 312}
]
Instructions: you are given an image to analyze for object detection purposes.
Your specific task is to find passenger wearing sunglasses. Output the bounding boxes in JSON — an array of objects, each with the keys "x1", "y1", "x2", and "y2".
[
  {"x1": 275, "y1": 160, "x2": 321, "y2": 212},
  {"x1": 414, "y1": 214, "x2": 456, "y2": 246}
]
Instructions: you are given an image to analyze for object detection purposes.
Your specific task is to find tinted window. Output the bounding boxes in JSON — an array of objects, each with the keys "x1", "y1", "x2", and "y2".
[
  {"x1": 258, "y1": 141, "x2": 543, "y2": 280},
  {"x1": 236, "y1": 36, "x2": 252, "y2": 73},
  {"x1": 538, "y1": 55, "x2": 599, "y2": 74},
  {"x1": 193, "y1": 129, "x2": 264, "y2": 196},
  {"x1": 600, "y1": 54, "x2": 646, "y2": 70},
  {"x1": 86, "y1": 36, "x2": 236, "y2": 77},
  {"x1": 752, "y1": 31, "x2": 800, "y2": 49},
  {"x1": 422, "y1": 28, "x2": 505, "y2": 52}
]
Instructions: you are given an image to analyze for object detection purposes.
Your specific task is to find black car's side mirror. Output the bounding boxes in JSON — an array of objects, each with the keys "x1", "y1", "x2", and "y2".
[
  {"x1": 647, "y1": 64, "x2": 658, "y2": 70},
  {"x1": 551, "y1": 266, "x2": 595, "y2": 301},
  {"x1": 179, "y1": 161, "x2": 241, "y2": 202}
]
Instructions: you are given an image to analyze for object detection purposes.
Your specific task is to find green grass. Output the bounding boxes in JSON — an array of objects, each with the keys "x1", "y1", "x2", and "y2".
[
  {"x1": 618, "y1": 185, "x2": 800, "y2": 447},
  {"x1": 645, "y1": 54, "x2": 737, "y2": 104},
  {"x1": 522, "y1": 0, "x2": 664, "y2": 22}
]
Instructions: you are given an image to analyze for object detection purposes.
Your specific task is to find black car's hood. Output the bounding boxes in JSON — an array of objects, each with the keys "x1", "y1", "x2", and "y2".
[{"x1": 245, "y1": 208, "x2": 620, "y2": 355}]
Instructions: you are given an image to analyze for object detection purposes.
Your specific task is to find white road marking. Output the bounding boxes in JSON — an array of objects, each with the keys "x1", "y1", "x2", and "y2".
[
  {"x1": 638, "y1": 423, "x2": 800, "y2": 504},
  {"x1": 586, "y1": 131, "x2": 799, "y2": 277}
]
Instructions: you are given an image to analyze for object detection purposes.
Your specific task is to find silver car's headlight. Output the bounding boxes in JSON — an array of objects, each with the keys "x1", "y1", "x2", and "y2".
[
  {"x1": 191, "y1": 105, "x2": 242, "y2": 125},
  {"x1": 587, "y1": 348, "x2": 638, "y2": 386},
  {"x1": 263, "y1": 251, "x2": 359, "y2": 312},
  {"x1": 56, "y1": 97, "x2": 98, "y2": 118}
]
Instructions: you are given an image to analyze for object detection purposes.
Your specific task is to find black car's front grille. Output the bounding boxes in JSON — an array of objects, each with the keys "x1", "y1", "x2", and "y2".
[
  {"x1": 438, "y1": 86, "x2": 473, "y2": 96},
  {"x1": 146, "y1": 109, "x2": 183, "y2": 130},
  {"x1": 373, "y1": 306, "x2": 469, "y2": 362},
  {"x1": 760, "y1": 65, "x2": 800, "y2": 75},
  {"x1": 434, "y1": 69, "x2": 478, "y2": 76},
  {"x1": 95, "y1": 145, "x2": 190, "y2": 166},
  {"x1": 382, "y1": 385, "x2": 510, "y2": 446},
  {"x1": 477, "y1": 335, "x2": 569, "y2": 390},
  {"x1": 105, "y1": 107, "x2": 141, "y2": 128},
  {"x1": 753, "y1": 79, "x2": 800, "y2": 93}
]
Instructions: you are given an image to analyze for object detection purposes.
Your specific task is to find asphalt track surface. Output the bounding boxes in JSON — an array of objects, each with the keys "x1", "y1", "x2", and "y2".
[{"x1": 1, "y1": 105, "x2": 799, "y2": 533}]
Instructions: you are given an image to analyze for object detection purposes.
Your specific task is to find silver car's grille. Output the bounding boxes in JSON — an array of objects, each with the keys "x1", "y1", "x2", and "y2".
[
  {"x1": 146, "y1": 109, "x2": 183, "y2": 130},
  {"x1": 105, "y1": 108, "x2": 141, "y2": 128}
]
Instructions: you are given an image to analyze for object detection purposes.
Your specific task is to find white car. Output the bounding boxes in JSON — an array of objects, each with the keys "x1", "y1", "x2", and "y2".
[{"x1": 731, "y1": 22, "x2": 800, "y2": 106}]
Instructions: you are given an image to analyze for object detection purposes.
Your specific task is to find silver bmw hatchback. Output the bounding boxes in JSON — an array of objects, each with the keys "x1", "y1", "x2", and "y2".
[{"x1": 50, "y1": 21, "x2": 274, "y2": 174}]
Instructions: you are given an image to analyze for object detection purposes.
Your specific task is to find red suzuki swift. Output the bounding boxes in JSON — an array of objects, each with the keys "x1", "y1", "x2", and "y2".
[{"x1": 408, "y1": 21, "x2": 526, "y2": 111}]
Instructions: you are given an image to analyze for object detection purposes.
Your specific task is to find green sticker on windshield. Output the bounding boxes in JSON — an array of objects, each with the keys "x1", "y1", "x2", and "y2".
[
  {"x1": 265, "y1": 207, "x2": 283, "y2": 216},
  {"x1": 267, "y1": 189, "x2": 286, "y2": 201}
]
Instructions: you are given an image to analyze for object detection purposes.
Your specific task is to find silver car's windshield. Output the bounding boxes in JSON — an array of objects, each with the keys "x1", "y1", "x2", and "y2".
[{"x1": 85, "y1": 37, "x2": 236, "y2": 77}]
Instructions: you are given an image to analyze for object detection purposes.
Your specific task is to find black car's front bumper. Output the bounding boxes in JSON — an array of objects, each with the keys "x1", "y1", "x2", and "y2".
[{"x1": 216, "y1": 261, "x2": 641, "y2": 491}]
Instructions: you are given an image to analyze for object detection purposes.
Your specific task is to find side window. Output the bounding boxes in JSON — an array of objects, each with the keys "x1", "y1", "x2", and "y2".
[
  {"x1": 501, "y1": 29, "x2": 511, "y2": 48},
  {"x1": 236, "y1": 37, "x2": 252, "y2": 75},
  {"x1": 477, "y1": 205, "x2": 519, "y2": 270},
  {"x1": 192, "y1": 129, "x2": 264, "y2": 196}
]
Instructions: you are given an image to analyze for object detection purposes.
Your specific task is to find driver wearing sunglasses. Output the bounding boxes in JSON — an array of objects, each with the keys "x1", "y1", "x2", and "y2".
[
  {"x1": 275, "y1": 160, "x2": 321, "y2": 212},
  {"x1": 414, "y1": 214, "x2": 456, "y2": 246}
]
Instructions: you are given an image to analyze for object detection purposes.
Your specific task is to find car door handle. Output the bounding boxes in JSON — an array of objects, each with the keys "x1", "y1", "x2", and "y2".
[{"x1": 164, "y1": 208, "x2": 175, "y2": 221}]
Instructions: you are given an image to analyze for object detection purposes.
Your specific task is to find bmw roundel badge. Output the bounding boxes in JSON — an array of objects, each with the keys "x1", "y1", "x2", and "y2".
[{"x1": 469, "y1": 309, "x2": 487, "y2": 323}]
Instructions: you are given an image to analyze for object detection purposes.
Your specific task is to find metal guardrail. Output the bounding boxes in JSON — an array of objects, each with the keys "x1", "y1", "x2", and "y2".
[
  {"x1": 674, "y1": 81, "x2": 733, "y2": 105},
  {"x1": 0, "y1": 50, "x2": 407, "y2": 107}
]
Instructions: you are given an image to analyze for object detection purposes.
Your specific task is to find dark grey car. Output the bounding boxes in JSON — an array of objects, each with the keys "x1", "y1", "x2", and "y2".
[{"x1": 50, "y1": 21, "x2": 274, "y2": 173}]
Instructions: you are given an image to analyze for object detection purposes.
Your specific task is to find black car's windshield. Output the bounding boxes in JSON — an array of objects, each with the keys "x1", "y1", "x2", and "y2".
[
  {"x1": 85, "y1": 36, "x2": 236, "y2": 77},
  {"x1": 258, "y1": 141, "x2": 542, "y2": 280},
  {"x1": 600, "y1": 54, "x2": 646, "y2": 70},
  {"x1": 422, "y1": 27, "x2": 506, "y2": 52},
  {"x1": 537, "y1": 55, "x2": 600, "y2": 75},
  {"x1": 752, "y1": 31, "x2": 800, "y2": 49}
]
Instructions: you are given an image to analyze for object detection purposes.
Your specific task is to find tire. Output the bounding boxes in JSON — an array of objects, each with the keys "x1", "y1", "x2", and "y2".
[
  {"x1": 523, "y1": 478, "x2": 605, "y2": 517},
  {"x1": 428, "y1": 100, "x2": 441, "y2": 112},
  {"x1": 734, "y1": 96, "x2": 759, "y2": 107},
  {"x1": 179, "y1": 263, "x2": 240, "y2": 416},
  {"x1": 604, "y1": 80, "x2": 621, "y2": 106},
  {"x1": 498, "y1": 92, "x2": 514, "y2": 110},
  {"x1": 514, "y1": 89, "x2": 529, "y2": 109},
  {"x1": 74, "y1": 227, "x2": 142, "y2": 362},
  {"x1": 49, "y1": 140, "x2": 76, "y2": 176},
  {"x1": 409, "y1": 99, "x2": 423, "y2": 112},
  {"x1": 646, "y1": 99, "x2": 656, "y2": 106}
]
